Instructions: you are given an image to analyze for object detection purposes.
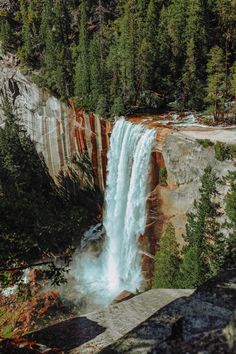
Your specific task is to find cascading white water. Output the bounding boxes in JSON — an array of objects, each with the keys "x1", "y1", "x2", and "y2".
[{"x1": 75, "y1": 118, "x2": 156, "y2": 303}]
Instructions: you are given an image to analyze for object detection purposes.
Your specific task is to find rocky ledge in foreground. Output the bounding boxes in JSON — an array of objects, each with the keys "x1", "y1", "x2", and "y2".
[
  {"x1": 23, "y1": 269, "x2": 235, "y2": 353},
  {"x1": 25, "y1": 288, "x2": 193, "y2": 353},
  {"x1": 101, "y1": 269, "x2": 236, "y2": 354}
]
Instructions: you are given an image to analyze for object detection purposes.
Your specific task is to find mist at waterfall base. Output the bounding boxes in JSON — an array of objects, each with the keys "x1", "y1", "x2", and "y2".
[{"x1": 72, "y1": 118, "x2": 156, "y2": 305}]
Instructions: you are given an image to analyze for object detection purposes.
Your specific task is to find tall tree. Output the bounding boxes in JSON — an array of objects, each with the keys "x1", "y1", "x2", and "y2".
[
  {"x1": 118, "y1": 0, "x2": 137, "y2": 106},
  {"x1": 182, "y1": 0, "x2": 207, "y2": 109},
  {"x1": 0, "y1": 18, "x2": 12, "y2": 53},
  {"x1": 225, "y1": 171, "x2": 236, "y2": 266},
  {"x1": 205, "y1": 45, "x2": 226, "y2": 122},
  {"x1": 180, "y1": 166, "x2": 223, "y2": 288},
  {"x1": 138, "y1": 0, "x2": 158, "y2": 95},
  {"x1": 216, "y1": 0, "x2": 236, "y2": 95},
  {"x1": 74, "y1": 0, "x2": 90, "y2": 108},
  {"x1": 153, "y1": 224, "x2": 181, "y2": 288}
]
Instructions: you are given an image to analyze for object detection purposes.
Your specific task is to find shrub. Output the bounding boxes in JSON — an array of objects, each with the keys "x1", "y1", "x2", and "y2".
[
  {"x1": 159, "y1": 167, "x2": 167, "y2": 185},
  {"x1": 197, "y1": 139, "x2": 214, "y2": 148},
  {"x1": 214, "y1": 141, "x2": 231, "y2": 161}
]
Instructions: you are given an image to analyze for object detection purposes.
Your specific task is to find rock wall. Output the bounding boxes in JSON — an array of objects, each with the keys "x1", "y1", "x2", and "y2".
[
  {"x1": 0, "y1": 58, "x2": 111, "y2": 191},
  {"x1": 141, "y1": 124, "x2": 236, "y2": 283}
]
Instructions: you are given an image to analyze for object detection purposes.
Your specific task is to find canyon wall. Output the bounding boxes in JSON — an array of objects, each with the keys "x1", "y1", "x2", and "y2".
[
  {"x1": 141, "y1": 125, "x2": 236, "y2": 282},
  {"x1": 0, "y1": 57, "x2": 111, "y2": 191}
]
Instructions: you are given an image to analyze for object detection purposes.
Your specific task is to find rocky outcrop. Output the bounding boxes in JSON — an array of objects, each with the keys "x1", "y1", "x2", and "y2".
[
  {"x1": 26, "y1": 288, "x2": 194, "y2": 353},
  {"x1": 0, "y1": 58, "x2": 111, "y2": 191},
  {"x1": 141, "y1": 123, "x2": 236, "y2": 282},
  {"x1": 25, "y1": 268, "x2": 236, "y2": 353},
  {"x1": 0, "y1": 0, "x2": 18, "y2": 13},
  {"x1": 101, "y1": 268, "x2": 236, "y2": 354}
]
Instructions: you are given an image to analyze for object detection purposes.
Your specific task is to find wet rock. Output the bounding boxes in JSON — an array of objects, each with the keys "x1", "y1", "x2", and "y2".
[{"x1": 113, "y1": 291, "x2": 135, "y2": 303}]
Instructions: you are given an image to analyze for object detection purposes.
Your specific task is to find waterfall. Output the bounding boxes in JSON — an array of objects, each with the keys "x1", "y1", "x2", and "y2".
[{"x1": 75, "y1": 118, "x2": 156, "y2": 303}]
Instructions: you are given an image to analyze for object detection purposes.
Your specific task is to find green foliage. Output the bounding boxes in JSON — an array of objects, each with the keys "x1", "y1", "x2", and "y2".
[
  {"x1": 205, "y1": 46, "x2": 226, "y2": 122},
  {"x1": 153, "y1": 224, "x2": 181, "y2": 288},
  {"x1": 182, "y1": 0, "x2": 207, "y2": 109},
  {"x1": 74, "y1": 0, "x2": 90, "y2": 107},
  {"x1": 225, "y1": 171, "x2": 236, "y2": 266},
  {"x1": 3, "y1": 0, "x2": 236, "y2": 116},
  {"x1": 179, "y1": 166, "x2": 223, "y2": 288},
  {"x1": 159, "y1": 167, "x2": 168, "y2": 185},
  {"x1": 197, "y1": 139, "x2": 214, "y2": 148},
  {"x1": 214, "y1": 141, "x2": 232, "y2": 161},
  {"x1": 0, "y1": 18, "x2": 12, "y2": 53},
  {"x1": 110, "y1": 97, "x2": 125, "y2": 117},
  {"x1": 96, "y1": 95, "x2": 108, "y2": 117}
]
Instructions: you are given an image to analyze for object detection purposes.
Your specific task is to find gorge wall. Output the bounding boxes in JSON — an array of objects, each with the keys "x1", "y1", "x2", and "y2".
[
  {"x1": 0, "y1": 56, "x2": 111, "y2": 191},
  {"x1": 1, "y1": 56, "x2": 236, "y2": 285}
]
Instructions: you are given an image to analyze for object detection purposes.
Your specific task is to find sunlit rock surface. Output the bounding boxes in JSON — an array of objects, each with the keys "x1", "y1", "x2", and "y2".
[
  {"x1": 27, "y1": 288, "x2": 194, "y2": 353},
  {"x1": 101, "y1": 269, "x2": 236, "y2": 354}
]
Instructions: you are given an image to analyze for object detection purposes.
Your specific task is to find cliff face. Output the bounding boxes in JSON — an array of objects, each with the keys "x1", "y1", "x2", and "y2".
[
  {"x1": 132, "y1": 121, "x2": 236, "y2": 282},
  {"x1": 0, "y1": 58, "x2": 111, "y2": 191}
]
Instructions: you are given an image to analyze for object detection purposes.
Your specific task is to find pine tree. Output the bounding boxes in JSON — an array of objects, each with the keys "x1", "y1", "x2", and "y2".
[
  {"x1": 156, "y1": 5, "x2": 173, "y2": 101},
  {"x1": 18, "y1": 0, "x2": 34, "y2": 63},
  {"x1": 182, "y1": 0, "x2": 207, "y2": 109},
  {"x1": 74, "y1": 0, "x2": 90, "y2": 108},
  {"x1": 216, "y1": 0, "x2": 236, "y2": 95},
  {"x1": 225, "y1": 171, "x2": 236, "y2": 266},
  {"x1": 180, "y1": 166, "x2": 223, "y2": 288},
  {"x1": 230, "y1": 61, "x2": 236, "y2": 117},
  {"x1": 153, "y1": 224, "x2": 181, "y2": 288},
  {"x1": 106, "y1": 28, "x2": 122, "y2": 109},
  {"x1": 138, "y1": 0, "x2": 158, "y2": 96},
  {"x1": 0, "y1": 18, "x2": 12, "y2": 53},
  {"x1": 205, "y1": 46, "x2": 226, "y2": 122},
  {"x1": 118, "y1": 0, "x2": 137, "y2": 106}
]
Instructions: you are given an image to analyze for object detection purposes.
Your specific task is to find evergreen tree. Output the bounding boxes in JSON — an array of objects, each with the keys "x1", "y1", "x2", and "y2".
[
  {"x1": 182, "y1": 0, "x2": 207, "y2": 109},
  {"x1": 138, "y1": 0, "x2": 158, "y2": 99},
  {"x1": 156, "y1": 5, "x2": 173, "y2": 102},
  {"x1": 18, "y1": 0, "x2": 34, "y2": 63},
  {"x1": 216, "y1": 0, "x2": 236, "y2": 94},
  {"x1": 153, "y1": 224, "x2": 181, "y2": 288},
  {"x1": 106, "y1": 28, "x2": 122, "y2": 109},
  {"x1": 39, "y1": 0, "x2": 72, "y2": 98},
  {"x1": 205, "y1": 46, "x2": 226, "y2": 122},
  {"x1": 110, "y1": 96, "x2": 125, "y2": 116},
  {"x1": 118, "y1": 0, "x2": 137, "y2": 106},
  {"x1": 180, "y1": 166, "x2": 223, "y2": 288},
  {"x1": 0, "y1": 18, "x2": 12, "y2": 53},
  {"x1": 225, "y1": 171, "x2": 236, "y2": 266},
  {"x1": 74, "y1": 0, "x2": 90, "y2": 108}
]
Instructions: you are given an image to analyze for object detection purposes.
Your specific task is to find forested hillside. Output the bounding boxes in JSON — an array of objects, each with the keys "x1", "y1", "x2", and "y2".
[{"x1": 0, "y1": 0, "x2": 236, "y2": 118}]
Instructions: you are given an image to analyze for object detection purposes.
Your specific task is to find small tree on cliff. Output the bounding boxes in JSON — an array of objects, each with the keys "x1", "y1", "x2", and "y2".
[
  {"x1": 179, "y1": 166, "x2": 223, "y2": 288},
  {"x1": 153, "y1": 223, "x2": 181, "y2": 288},
  {"x1": 225, "y1": 171, "x2": 236, "y2": 266}
]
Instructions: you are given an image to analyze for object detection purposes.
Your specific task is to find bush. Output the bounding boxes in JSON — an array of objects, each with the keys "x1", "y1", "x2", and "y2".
[
  {"x1": 153, "y1": 224, "x2": 181, "y2": 288},
  {"x1": 214, "y1": 141, "x2": 231, "y2": 161},
  {"x1": 159, "y1": 167, "x2": 167, "y2": 185},
  {"x1": 197, "y1": 139, "x2": 214, "y2": 148},
  {"x1": 110, "y1": 97, "x2": 125, "y2": 117}
]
